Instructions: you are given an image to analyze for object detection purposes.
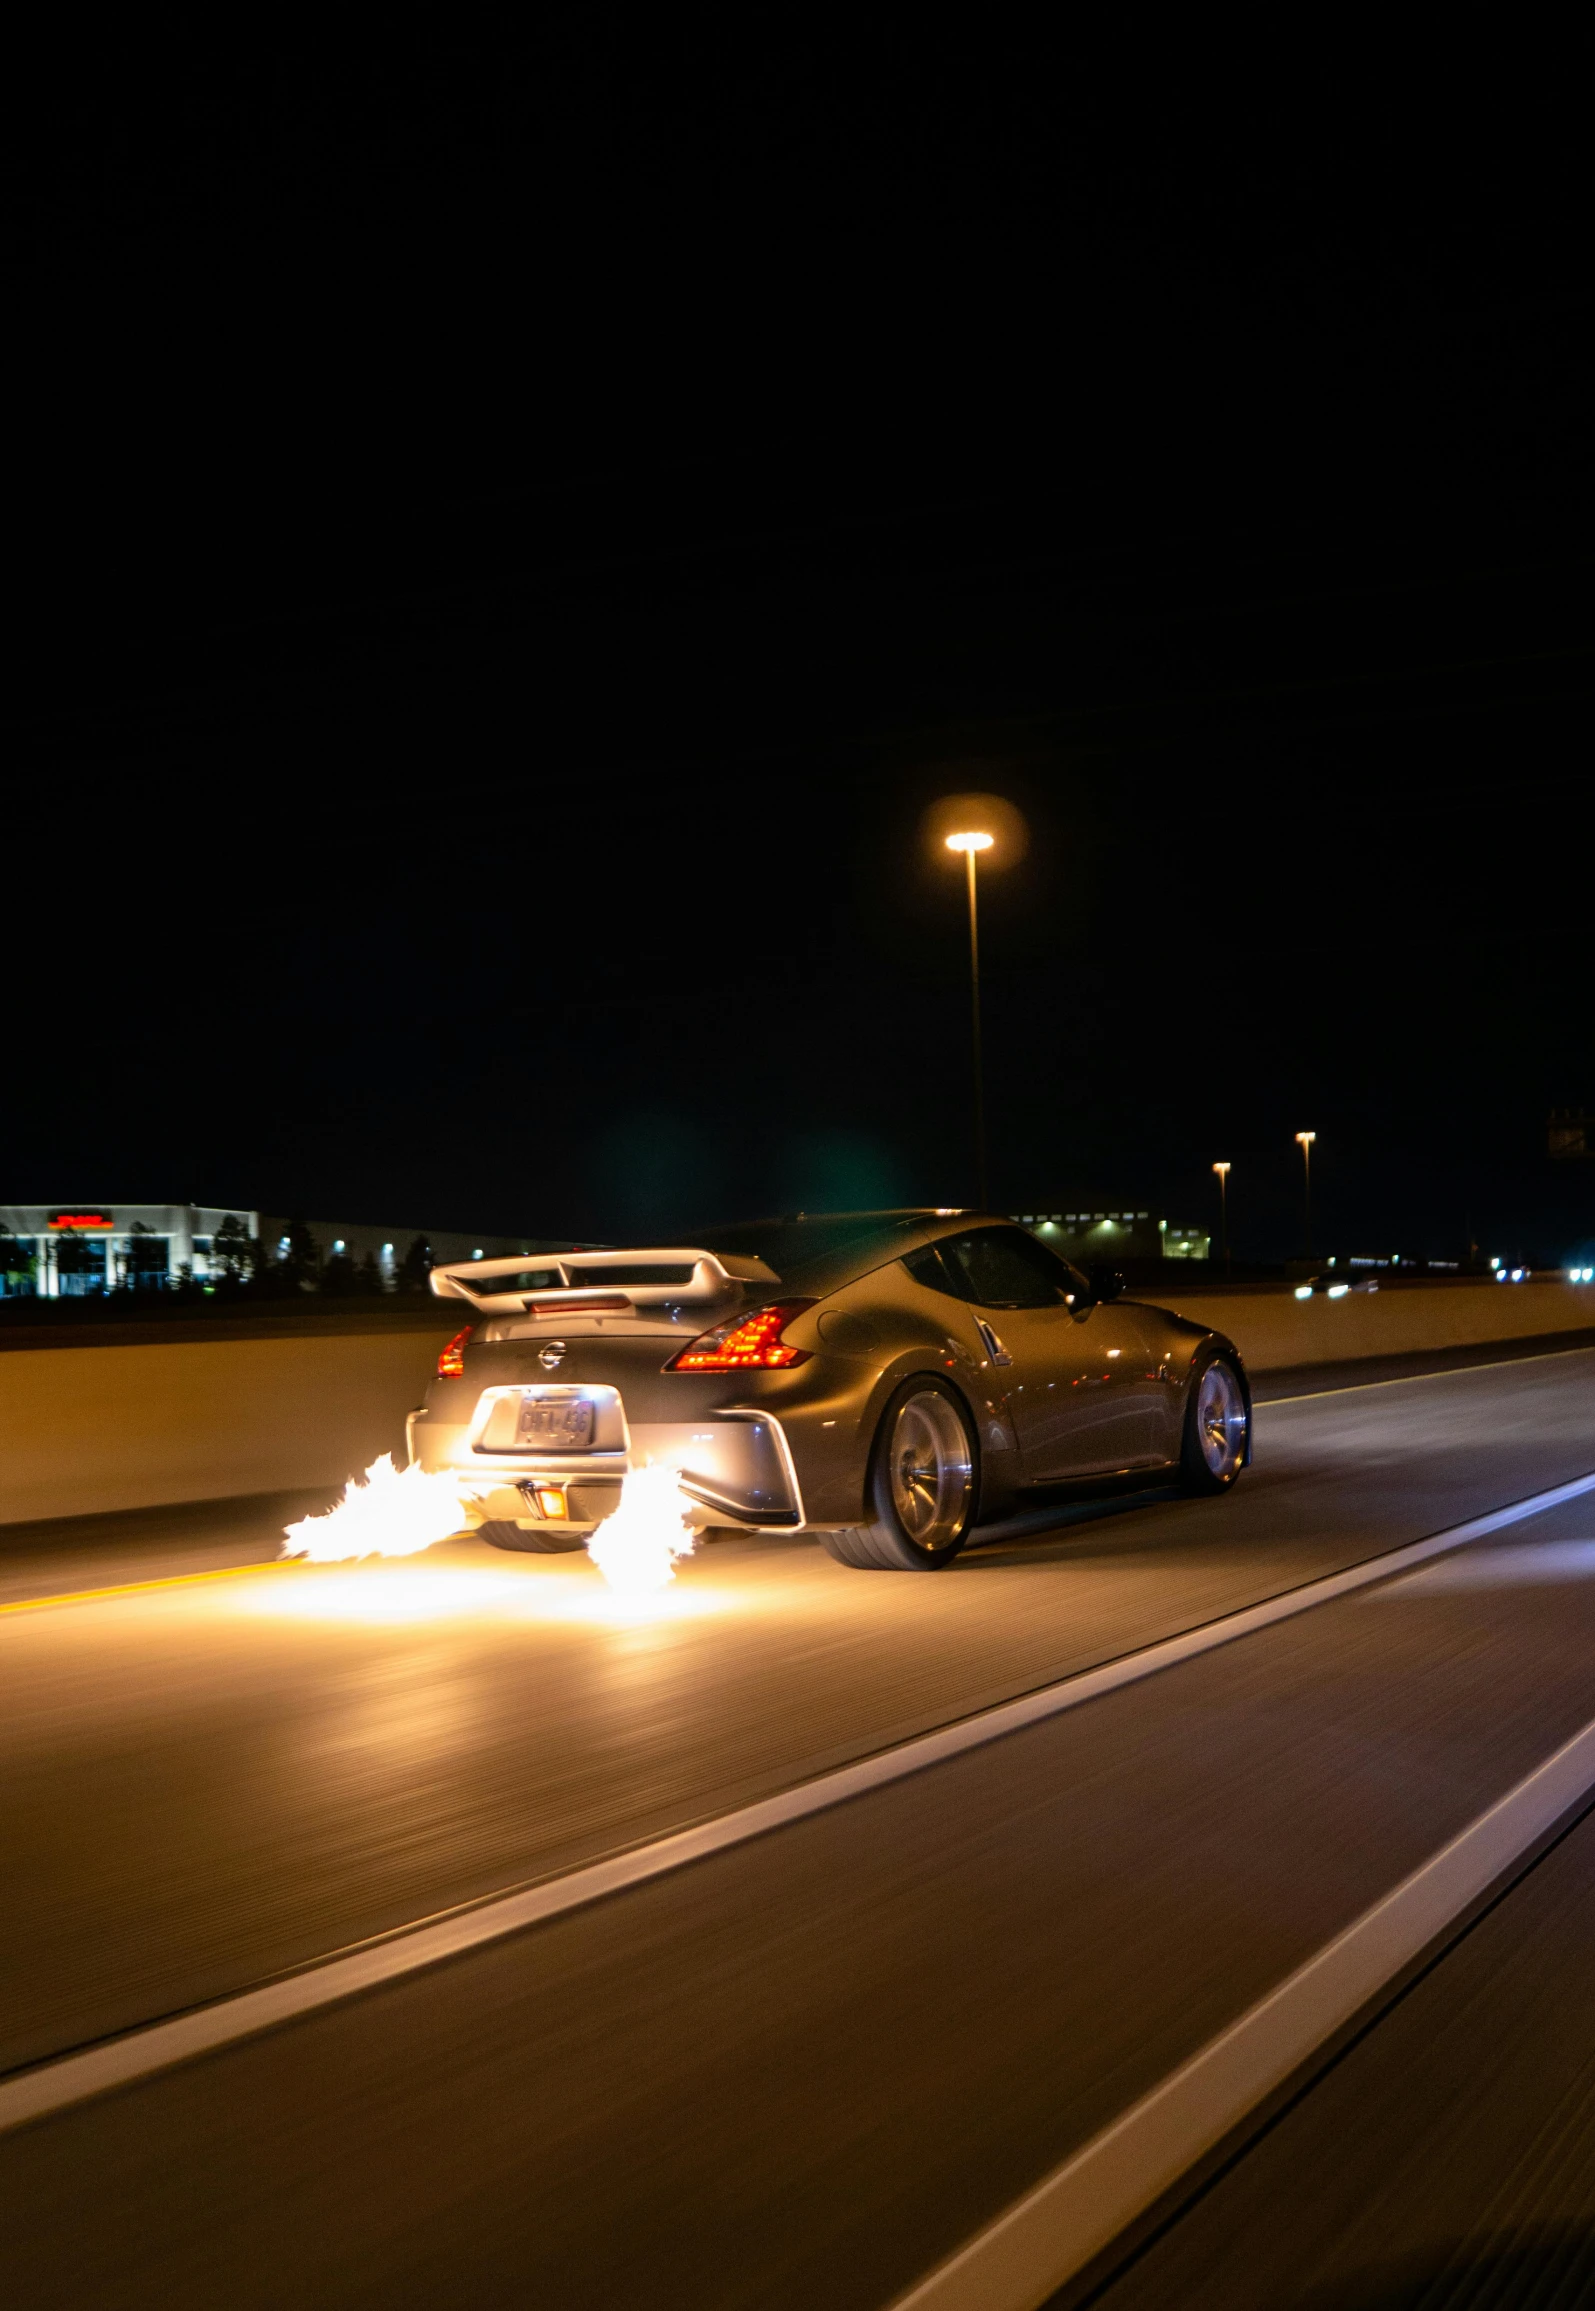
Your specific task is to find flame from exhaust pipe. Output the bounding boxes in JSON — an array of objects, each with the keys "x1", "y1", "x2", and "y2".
[
  {"x1": 281, "y1": 1454, "x2": 471, "y2": 1562},
  {"x1": 586, "y1": 1464, "x2": 697, "y2": 1595},
  {"x1": 280, "y1": 1452, "x2": 697, "y2": 1595}
]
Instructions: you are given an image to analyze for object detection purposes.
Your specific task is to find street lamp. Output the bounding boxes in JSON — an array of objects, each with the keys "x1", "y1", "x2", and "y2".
[
  {"x1": 1212, "y1": 1161, "x2": 1231, "y2": 1276},
  {"x1": 946, "y1": 828, "x2": 995, "y2": 1207},
  {"x1": 1295, "y1": 1131, "x2": 1316, "y2": 1259}
]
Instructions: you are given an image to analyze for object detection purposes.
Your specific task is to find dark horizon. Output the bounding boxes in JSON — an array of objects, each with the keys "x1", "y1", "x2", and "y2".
[{"x1": 8, "y1": 56, "x2": 1591, "y2": 1265}]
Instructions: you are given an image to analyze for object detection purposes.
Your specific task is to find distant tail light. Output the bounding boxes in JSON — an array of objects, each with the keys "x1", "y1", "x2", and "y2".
[
  {"x1": 438, "y1": 1327, "x2": 473, "y2": 1378},
  {"x1": 665, "y1": 1298, "x2": 816, "y2": 1372}
]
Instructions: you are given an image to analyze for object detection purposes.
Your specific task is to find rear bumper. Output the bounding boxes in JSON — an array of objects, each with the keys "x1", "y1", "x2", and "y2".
[{"x1": 407, "y1": 1406, "x2": 805, "y2": 1531}]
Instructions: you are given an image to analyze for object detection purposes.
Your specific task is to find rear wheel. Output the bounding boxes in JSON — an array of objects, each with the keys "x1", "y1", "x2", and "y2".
[
  {"x1": 821, "y1": 1380, "x2": 977, "y2": 1570},
  {"x1": 477, "y1": 1519, "x2": 588, "y2": 1554},
  {"x1": 1180, "y1": 1355, "x2": 1248, "y2": 1492}
]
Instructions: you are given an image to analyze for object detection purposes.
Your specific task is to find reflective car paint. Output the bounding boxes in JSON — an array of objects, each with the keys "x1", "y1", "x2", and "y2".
[{"x1": 407, "y1": 1211, "x2": 1248, "y2": 1538}]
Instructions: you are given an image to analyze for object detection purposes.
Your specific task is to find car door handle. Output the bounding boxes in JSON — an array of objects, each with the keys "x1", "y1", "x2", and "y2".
[{"x1": 976, "y1": 1319, "x2": 1012, "y2": 1367}]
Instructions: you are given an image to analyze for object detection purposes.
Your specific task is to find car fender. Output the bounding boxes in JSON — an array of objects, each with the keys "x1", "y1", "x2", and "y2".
[
  {"x1": 780, "y1": 1291, "x2": 1023, "y2": 1524},
  {"x1": 1169, "y1": 1322, "x2": 1253, "y2": 1465}
]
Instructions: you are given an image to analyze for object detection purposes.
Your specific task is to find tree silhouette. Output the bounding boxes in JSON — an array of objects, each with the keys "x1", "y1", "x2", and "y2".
[{"x1": 397, "y1": 1235, "x2": 433, "y2": 1292}]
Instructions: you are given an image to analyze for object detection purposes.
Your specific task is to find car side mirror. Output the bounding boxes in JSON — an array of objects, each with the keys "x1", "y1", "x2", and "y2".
[{"x1": 1087, "y1": 1265, "x2": 1126, "y2": 1304}]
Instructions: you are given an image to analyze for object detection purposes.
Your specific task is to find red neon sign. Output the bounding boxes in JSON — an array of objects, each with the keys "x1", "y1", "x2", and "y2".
[{"x1": 48, "y1": 1212, "x2": 114, "y2": 1230}]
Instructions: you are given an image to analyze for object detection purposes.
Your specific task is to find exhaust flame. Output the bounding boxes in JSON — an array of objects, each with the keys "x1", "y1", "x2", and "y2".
[
  {"x1": 586, "y1": 1464, "x2": 697, "y2": 1595},
  {"x1": 282, "y1": 1454, "x2": 470, "y2": 1562}
]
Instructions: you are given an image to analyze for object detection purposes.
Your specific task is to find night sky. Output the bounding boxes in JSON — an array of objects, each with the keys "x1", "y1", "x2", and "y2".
[{"x1": 9, "y1": 41, "x2": 1592, "y2": 1261}]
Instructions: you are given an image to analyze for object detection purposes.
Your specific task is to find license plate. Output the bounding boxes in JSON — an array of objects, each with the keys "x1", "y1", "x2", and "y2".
[{"x1": 516, "y1": 1396, "x2": 594, "y2": 1449}]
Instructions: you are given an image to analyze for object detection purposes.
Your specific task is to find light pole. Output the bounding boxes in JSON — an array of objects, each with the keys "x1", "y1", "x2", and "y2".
[
  {"x1": 1212, "y1": 1161, "x2": 1231, "y2": 1276},
  {"x1": 945, "y1": 828, "x2": 995, "y2": 1208},
  {"x1": 1295, "y1": 1131, "x2": 1316, "y2": 1260}
]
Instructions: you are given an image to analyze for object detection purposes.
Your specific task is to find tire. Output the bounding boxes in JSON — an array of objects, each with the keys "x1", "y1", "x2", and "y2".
[
  {"x1": 821, "y1": 1379, "x2": 977, "y2": 1570},
  {"x1": 476, "y1": 1518, "x2": 588, "y2": 1554},
  {"x1": 1180, "y1": 1354, "x2": 1249, "y2": 1493}
]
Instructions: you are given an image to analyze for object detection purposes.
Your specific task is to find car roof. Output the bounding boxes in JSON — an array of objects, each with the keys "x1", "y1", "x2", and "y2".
[{"x1": 697, "y1": 1209, "x2": 1001, "y2": 1296}]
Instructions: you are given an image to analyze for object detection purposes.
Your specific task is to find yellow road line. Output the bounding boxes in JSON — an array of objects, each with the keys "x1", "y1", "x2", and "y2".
[{"x1": 0, "y1": 1559, "x2": 295, "y2": 1618}]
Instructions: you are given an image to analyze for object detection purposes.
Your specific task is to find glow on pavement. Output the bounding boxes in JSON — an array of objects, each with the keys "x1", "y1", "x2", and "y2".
[{"x1": 236, "y1": 1558, "x2": 740, "y2": 1625}]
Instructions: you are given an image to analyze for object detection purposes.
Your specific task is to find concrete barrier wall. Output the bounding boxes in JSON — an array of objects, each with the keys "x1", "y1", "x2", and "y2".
[
  {"x1": 1149, "y1": 1280, "x2": 1595, "y2": 1374},
  {"x1": 0, "y1": 1326, "x2": 456, "y2": 1526},
  {"x1": 2, "y1": 1285, "x2": 1593, "y2": 1527}
]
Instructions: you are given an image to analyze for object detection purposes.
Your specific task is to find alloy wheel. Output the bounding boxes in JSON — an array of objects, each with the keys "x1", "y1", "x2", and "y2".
[
  {"x1": 1196, "y1": 1360, "x2": 1247, "y2": 1481},
  {"x1": 887, "y1": 1389, "x2": 974, "y2": 1549}
]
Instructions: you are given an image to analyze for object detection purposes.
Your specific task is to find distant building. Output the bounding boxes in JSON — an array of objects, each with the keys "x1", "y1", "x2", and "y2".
[
  {"x1": 257, "y1": 1216, "x2": 557, "y2": 1282},
  {"x1": 0, "y1": 1204, "x2": 561, "y2": 1298},
  {"x1": 0, "y1": 1205, "x2": 253, "y2": 1297},
  {"x1": 1011, "y1": 1209, "x2": 1211, "y2": 1262}
]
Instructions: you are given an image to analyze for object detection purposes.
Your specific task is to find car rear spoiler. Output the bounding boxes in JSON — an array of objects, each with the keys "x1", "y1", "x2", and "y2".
[{"x1": 429, "y1": 1246, "x2": 779, "y2": 1314}]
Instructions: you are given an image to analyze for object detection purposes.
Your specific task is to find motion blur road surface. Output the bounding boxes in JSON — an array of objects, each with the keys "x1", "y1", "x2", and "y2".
[{"x1": 5, "y1": 1345, "x2": 1595, "y2": 2306}]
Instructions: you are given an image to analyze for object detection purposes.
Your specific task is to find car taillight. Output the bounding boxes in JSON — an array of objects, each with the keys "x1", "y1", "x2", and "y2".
[
  {"x1": 438, "y1": 1326, "x2": 472, "y2": 1378},
  {"x1": 665, "y1": 1298, "x2": 816, "y2": 1372}
]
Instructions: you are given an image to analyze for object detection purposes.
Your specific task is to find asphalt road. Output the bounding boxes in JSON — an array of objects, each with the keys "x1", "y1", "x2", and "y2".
[
  {"x1": 4, "y1": 1345, "x2": 1595, "y2": 2305},
  {"x1": 1095, "y1": 1747, "x2": 1595, "y2": 2310}
]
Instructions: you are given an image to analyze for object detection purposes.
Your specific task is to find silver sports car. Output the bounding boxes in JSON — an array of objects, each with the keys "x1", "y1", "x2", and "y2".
[{"x1": 407, "y1": 1210, "x2": 1250, "y2": 1570}]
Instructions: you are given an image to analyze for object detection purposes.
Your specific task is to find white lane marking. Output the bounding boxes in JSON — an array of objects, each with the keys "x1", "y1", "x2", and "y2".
[
  {"x1": 888, "y1": 1713, "x2": 1595, "y2": 2311},
  {"x1": 1255, "y1": 1340, "x2": 1595, "y2": 1407},
  {"x1": 1381, "y1": 1539, "x2": 1595, "y2": 1592},
  {"x1": 2, "y1": 1471, "x2": 1593, "y2": 2139}
]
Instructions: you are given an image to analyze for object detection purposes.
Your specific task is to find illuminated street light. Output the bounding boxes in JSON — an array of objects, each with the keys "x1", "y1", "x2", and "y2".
[
  {"x1": 1295, "y1": 1131, "x2": 1317, "y2": 1259},
  {"x1": 946, "y1": 829, "x2": 995, "y2": 1205},
  {"x1": 1212, "y1": 1161, "x2": 1231, "y2": 1276}
]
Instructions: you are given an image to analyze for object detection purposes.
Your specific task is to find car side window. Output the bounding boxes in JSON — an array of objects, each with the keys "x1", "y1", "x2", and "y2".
[
  {"x1": 914, "y1": 1228, "x2": 1080, "y2": 1310},
  {"x1": 901, "y1": 1243, "x2": 951, "y2": 1295}
]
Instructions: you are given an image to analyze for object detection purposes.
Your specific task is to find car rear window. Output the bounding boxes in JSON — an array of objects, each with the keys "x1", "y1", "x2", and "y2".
[{"x1": 701, "y1": 1213, "x2": 932, "y2": 1284}]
